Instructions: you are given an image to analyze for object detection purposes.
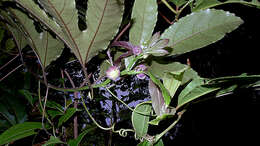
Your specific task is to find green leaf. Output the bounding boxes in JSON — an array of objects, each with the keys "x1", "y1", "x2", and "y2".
[
  {"x1": 42, "y1": 136, "x2": 65, "y2": 146},
  {"x1": 99, "y1": 60, "x2": 111, "y2": 78},
  {"x1": 58, "y1": 108, "x2": 77, "y2": 127},
  {"x1": 47, "y1": 110, "x2": 63, "y2": 119},
  {"x1": 149, "y1": 114, "x2": 173, "y2": 126},
  {"x1": 192, "y1": 0, "x2": 260, "y2": 11},
  {"x1": 132, "y1": 102, "x2": 152, "y2": 139},
  {"x1": 137, "y1": 139, "x2": 164, "y2": 146},
  {"x1": 207, "y1": 74, "x2": 260, "y2": 84},
  {"x1": 46, "y1": 101, "x2": 64, "y2": 112},
  {"x1": 68, "y1": 126, "x2": 96, "y2": 146},
  {"x1": 163, "y1": 68, "x2": 186, "y2": 97},
  {"x1": 177, "y1": 78, "x2": 220, "y2": 109},
  {"x1": 130, "y1": 0, "x2": 158, "y2": 46},
  {"x1": 5, "y1": 38, "x2": 15, "y2": 51},
  {"x1": 4, "y1": 9, "x2": 64, "y2": 68},
  {"x1": 161, "y1": 9, "x2": 243, "y2": 56},
  {"x1": 0, "y1": 122, "x2": 42, "y2": 145},
  {"x1": 19, "y1": 89, "x2": 34, "y2": 106}
]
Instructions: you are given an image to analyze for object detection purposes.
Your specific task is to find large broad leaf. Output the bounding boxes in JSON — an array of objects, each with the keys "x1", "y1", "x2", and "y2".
[
  {"x1": 0, "y1": 122, "x2": 42, "y2": 145},
  {"x1": 3, "y1": 9, "x2": 63, "y2": 68},
  {"x1": 130, "y1": 0, "x2": 158, "y2": 46},
  {"x1": 192, "y1": 0, "x2": 260, "y2": 11},
  {"x1": 161, "y1": 9, "x2": 243, "y2": 56},
  {"x1": 15, "y1": 0, "x2": 124, "y2": 65},
  {"x1": 131, "y1": 102, "x2": 152, "y2": 139},
  {"x1": 177, "y1": 78, "x2": 220, "y2": 109}
]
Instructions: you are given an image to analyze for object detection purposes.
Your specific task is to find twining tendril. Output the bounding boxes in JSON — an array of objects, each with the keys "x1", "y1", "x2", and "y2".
[{"x1": 80, "y1": 95, "x2": 135, "y2": 137}]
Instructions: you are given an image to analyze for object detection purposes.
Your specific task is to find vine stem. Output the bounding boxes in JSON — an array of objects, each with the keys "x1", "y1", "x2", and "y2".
[
  {"x1": 80, "y1": 95, "x2": 113, "y2": 131},
  {"x1": 106, "y1": 87, "x2": 156, "y2": 116},
  {"x1": 64, "y1": 70, "x2": 78, "y2": 139},
  {"x1": 80, "y1": 92, "x2": 135, "y2": 137},
  {"x1": 154, "y1": 110, "x2": 186, "y2": 143},
  {"x1": 161, "y1": 0, "x2": 177, "y2": 14}
]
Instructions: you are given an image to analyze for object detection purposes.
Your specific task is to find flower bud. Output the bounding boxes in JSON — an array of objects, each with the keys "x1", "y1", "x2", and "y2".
[
  {"x1": 106, "y1": 66, "x2": 120, "y2": 81},
  {"x1": 135, "y1": 64, "x2": 147, "y2": 80},
  {"x1": 133, "y1": 46, "x2": 142, "y2": 55}
]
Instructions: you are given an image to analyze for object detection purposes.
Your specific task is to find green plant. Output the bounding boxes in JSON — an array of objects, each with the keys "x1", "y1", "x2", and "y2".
[{"x1": 0, "y1": 0, "x2": 260, "y2": 145}]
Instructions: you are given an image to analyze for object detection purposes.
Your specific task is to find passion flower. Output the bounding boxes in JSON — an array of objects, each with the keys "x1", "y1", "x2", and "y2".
[
  {"x1": 106, "y1": 66, "x2": 120, "y2": 81},
  {"x1": 135, "y1": 64, "x2": 147, "y2": 80}
]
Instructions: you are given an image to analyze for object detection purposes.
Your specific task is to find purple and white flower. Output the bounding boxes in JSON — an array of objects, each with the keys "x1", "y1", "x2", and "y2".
[{"x1": 106, "y1": 66, "x2": 120, "y2": 81}]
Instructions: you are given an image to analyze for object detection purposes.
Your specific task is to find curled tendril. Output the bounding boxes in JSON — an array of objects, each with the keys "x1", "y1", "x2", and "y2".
[{"x1": 113, "y1": 128, "x2": 135, "y2": 137}]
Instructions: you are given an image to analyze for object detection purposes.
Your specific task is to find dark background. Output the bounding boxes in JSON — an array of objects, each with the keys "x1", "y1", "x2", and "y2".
[{"x1": 163, "y1": 4, "x2": 260, "y2": 145}]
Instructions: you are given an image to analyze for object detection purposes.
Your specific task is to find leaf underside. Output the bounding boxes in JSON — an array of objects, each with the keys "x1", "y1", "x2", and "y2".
[{"x1": 15, "y1": 0, "x2": 124, "y2": 65}]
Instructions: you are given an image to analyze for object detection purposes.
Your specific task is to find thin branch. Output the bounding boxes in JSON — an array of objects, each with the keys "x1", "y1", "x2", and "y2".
[
  {"x1": 113, "y1": 22, "x2": 131, "y2": 43},
  {"x1": 0, "y1": 54, "x2": 19, "y2": 71},
  {"x1": 159, "y1": 11, "x2": 174, "y2": 25},
  {"x1": 0, "y1": 64, "x2": 23, "y2": 82}
]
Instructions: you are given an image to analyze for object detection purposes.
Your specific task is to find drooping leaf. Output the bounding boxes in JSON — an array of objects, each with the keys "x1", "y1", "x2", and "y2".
[
  {"x1": 177, "y1": 78, "x2": 220, "y2": 109},
  {"x1": 149, "y1": 79, "x2": 165, "y2": 116},
  {"x1": 42, "y1": 136, "x2": 65, "y2": 146},
  {"x1": 192, "y1": 0, "x2": 260, "y2": 11},
  {"x1": 132, "y1": 102, "x2": 152, "y2": 139},
  {"x1": 5, "y1": 8, "x2": 64, "y2": 68},
  {"x1": 67, "y1": 126, "x2": 96, "y2": 146},
  {"x1": 58, "y1": 108, "x2": 77, "y2": 127},
  {"x1": 15, "y1": 0, "x2": 124, "y2": 65},
  {"x1": 148, "y1": 72, "x2": 171, "y2": 106},
  {"x1": 130, "y1": 0, "x2": 158, "y2": 46},
  {"x1": 161, "y1": 9, "x2": 243, "y2": 56},
  {"x1": 0, "y1": 122, "x2": 42, "y2": 145}
]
